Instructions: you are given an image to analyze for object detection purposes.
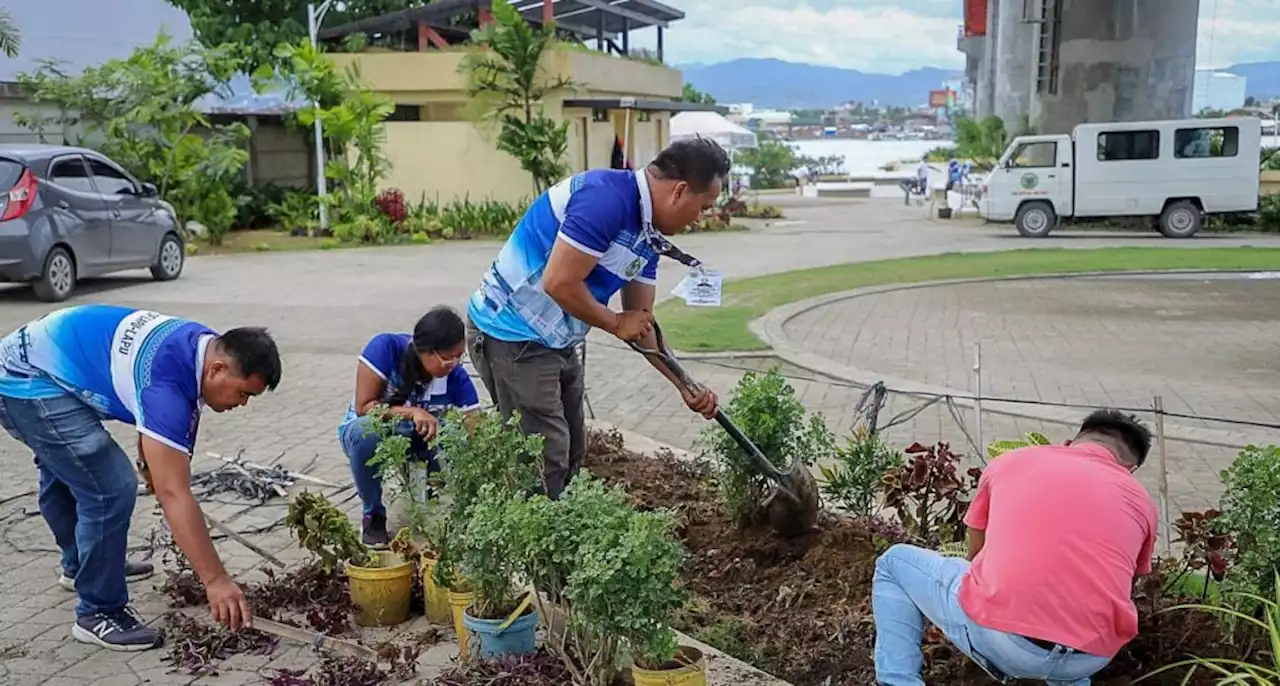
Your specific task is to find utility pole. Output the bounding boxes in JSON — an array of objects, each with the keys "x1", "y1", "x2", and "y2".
[{"x1": 307, "y1": 1, "x2": 336, "y2": 233}]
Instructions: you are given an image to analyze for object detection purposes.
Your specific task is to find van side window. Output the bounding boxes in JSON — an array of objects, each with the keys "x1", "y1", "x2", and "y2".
[
  {"x1": 1097, "y1": 130, "x2": 1160, "y2": 161},
  {"x1": 1009, "y1": 142, "x2": 1057, "y2": 168},
  {"x1": 1174, "y1": 126, "x2": 1238, "y2": 158}
]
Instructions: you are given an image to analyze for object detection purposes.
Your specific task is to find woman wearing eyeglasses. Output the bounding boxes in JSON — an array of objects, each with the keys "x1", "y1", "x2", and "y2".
[{"x1": 339, "y1": 305, "x2": 480, "y2": 546}]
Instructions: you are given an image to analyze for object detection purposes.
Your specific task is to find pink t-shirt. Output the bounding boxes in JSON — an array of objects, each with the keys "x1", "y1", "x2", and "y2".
[{"x1": 957, "y1": 442, "x2": 1158, "y2": 658}]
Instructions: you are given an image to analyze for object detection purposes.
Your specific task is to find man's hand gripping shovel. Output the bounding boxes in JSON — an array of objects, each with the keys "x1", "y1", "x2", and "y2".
[{"x1": 628, "y1": 320, "x2": 821, "y2": 538}]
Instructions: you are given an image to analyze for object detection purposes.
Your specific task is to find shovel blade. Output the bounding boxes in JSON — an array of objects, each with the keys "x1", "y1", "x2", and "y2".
[{"x1": 761, "y1": 463, "x2": 821, "y2": 538}]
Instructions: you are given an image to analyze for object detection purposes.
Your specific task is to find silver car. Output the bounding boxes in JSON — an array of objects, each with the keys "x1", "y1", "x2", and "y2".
[{"x1": 0, "y1": 144, "x2": 185, "y2": 301}]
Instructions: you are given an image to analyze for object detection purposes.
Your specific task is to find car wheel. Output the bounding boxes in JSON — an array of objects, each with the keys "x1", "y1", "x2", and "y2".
[
  {"x1": 1159, "y1": 200, "x2": 1202, "y2": 238},
  {"x1": 33, "y1": 247, "x2": 76, "y2": 302},
  {"x1": 150, "y1": 233, "x2": 184, "y2": 281},
  {"x1": 1014, "y1": 201, "x2": 1056, "y2": 237}
]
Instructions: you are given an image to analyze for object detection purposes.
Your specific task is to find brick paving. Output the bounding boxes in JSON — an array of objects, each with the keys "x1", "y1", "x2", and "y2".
[{"x1": 0, "y1": 197, "x2": 1278, "y2": 682}]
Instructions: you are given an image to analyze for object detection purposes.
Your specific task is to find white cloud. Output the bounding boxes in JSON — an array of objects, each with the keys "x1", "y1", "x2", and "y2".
[{"x1": 626, "y1": 0, "x2": 1280, "y2": 72}]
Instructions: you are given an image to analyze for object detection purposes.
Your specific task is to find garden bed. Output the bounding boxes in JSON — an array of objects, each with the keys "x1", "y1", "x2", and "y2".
[{"x1": 582, "y1": 429, "x2": 1239, "y2": 686}]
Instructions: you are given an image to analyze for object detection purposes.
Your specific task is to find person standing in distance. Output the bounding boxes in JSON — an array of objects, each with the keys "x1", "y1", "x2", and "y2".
[
  {"x1": 0, "y1": 305, "x2": 282, "y2": 651},
  {"x1": 466, "y1": 137, "x2": 730, "y2": 498}
]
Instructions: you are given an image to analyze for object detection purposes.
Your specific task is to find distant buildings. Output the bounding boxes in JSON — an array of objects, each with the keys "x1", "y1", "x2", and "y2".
[{"x1": 1192, "y1": 70, "x2": 1247, "y2": 113}]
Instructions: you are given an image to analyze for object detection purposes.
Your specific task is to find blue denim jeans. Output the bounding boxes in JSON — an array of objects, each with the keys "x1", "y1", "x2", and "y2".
[
  {"x1": 872, "y1": 544, "x2": 1112, "y2": 686},
  {"x1": 340, "y1": 415, "x2": 439, "y2": 517},
  {"x1": 0, "y1": 393, "x2": 138, "y2": 617}
]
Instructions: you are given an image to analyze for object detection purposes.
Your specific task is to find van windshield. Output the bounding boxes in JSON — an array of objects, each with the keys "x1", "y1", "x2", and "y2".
[{"x1": 1007, "y1": 142, "x2": 1057, "y2": 168}]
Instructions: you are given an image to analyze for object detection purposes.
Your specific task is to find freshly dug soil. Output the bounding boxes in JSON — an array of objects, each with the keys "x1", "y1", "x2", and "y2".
[{"x1": 582, "y1": 430, "x2": 1246, "y2": 686}]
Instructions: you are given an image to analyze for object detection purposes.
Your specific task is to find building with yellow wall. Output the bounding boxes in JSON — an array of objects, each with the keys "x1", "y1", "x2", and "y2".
[{"x1": 322, "y1": 0, "x2": 715, "y2": 206}]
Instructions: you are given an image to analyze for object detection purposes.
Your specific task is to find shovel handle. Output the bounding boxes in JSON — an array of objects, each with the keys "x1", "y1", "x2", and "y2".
[{"x1": 627, "y1": 322, "x2": 784, "y2": 481}]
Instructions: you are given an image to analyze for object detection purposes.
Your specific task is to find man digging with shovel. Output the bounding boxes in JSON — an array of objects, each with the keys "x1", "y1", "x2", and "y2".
[
  {"x1": 466, "y1": 138, "x2": 730, "y2": 499},
  {"x1": 0, "y1": 305, "x2": 281, "y2": 651}
]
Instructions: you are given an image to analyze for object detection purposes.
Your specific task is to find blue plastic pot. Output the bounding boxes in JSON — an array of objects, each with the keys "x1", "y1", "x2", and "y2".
[{"x1": 462, "y1": 607, "x2": 539, "y2": 659}]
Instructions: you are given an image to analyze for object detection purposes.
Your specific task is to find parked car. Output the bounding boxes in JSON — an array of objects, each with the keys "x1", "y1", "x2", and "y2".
[{"x1": 0, "y1": 144, "x2": 185, "y2": 301}]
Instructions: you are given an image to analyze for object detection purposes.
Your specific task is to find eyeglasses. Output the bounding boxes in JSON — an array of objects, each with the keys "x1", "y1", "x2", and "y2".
[{"x1": 433, "y1": 351, "x2": 463, "y2": 368}]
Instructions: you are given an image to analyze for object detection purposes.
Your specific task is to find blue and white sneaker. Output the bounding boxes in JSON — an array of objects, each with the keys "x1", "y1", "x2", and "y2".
[
  {"x1": 71, "y1": 607, "x2": 162, "y2": 651},
  {"x1": 59, "y1": 560, "x2": 155, "y2": 592}
]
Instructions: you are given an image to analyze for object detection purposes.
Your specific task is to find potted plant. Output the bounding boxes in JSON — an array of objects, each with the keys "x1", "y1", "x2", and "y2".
[
  {"x1": 565, "y1": 491, "x2": 701, "y2": 685},
  {"x1": 285, "y1": 490, "x2": 414, "y2": 627},
  {"x1": 456, "y1": 484, "x2": 540, "y2": 659},
  {"x1": 431, "y1": 409, "x2": 544, "y2": 655}
]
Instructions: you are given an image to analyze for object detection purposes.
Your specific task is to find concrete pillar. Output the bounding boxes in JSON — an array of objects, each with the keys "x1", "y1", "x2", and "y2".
[
  {"x1": 974, "y1": 0, "x2": 999, "y2": 118},
  {"x1": 1031, "y1": 0, "x2": 1199, "y2": 134},
  {"x1": 993, "y1": 0, "x2": 1033, "y2": 130}
]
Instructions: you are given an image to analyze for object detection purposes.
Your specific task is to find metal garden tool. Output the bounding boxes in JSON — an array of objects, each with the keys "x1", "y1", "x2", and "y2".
[{"x1": 627, "y1": 320, "x2": 820, "y2": 538}]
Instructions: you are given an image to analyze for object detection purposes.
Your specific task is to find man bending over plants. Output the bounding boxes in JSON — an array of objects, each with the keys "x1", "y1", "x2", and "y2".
[
  {"x1": 0, "y1": 306, "x2": 281, "y2": 651},
  {"x1": 339, "y1": 306, "x2": 481, "y2": 546},
  {"x1": 466, "y1": 137, "x2": 729, "y2": 498},
  {"x1": 872, "y1": 409, "x2": 1158, "y2": 685}
]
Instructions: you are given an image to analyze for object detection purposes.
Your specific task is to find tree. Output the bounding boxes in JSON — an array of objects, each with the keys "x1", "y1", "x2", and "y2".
[
  {"x1": 953, "y1": 116, "x2": 1008, "y2": 163},
  {"x1": 734, "y1": 138, "x2": 797, "y2": 189},
  {"x1": 461, "y1": 0, "x2": 574, "y2": 195},
  {"x1": 1245, "y1": 95, "x2": 1258, "y2": 108},
  {"x1": 15, "y1": 35, "x2": 250, "y2": 244},
  {"x1": 164, "y1": 0, "x2": 422, "y2": 75},
  {"x1": 0, "y1": 8, "x2": 20, "y2": 58},
  {"x1": 681, "y1": 83, "x2": 715, "y2": 105}
]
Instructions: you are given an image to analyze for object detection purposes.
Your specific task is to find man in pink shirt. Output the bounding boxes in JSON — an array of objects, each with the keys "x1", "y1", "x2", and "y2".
[{"x1": 872, "y1": 409, "x2": 1158, "y2": 685}]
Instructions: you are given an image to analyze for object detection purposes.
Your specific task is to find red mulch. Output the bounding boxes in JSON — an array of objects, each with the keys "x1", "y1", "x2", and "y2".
[{"x1": 582, "y1": 429, "x2": 1247, "y2": 686}]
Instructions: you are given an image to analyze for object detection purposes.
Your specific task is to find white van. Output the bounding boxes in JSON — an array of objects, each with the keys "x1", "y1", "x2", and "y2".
[{"x1": 979, "y1": 117, "x2": 1262, "y2": 238}]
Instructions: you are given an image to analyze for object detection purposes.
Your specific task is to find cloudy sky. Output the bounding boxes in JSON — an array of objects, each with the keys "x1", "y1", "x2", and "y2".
[{"x1": 633, "y1": 0, "x2": 1280, "y2": 73}]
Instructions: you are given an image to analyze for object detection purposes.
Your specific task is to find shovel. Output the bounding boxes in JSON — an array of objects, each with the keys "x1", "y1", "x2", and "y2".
[{"x1": 627, "y1": 320, "x2": 820, "y2": 538}]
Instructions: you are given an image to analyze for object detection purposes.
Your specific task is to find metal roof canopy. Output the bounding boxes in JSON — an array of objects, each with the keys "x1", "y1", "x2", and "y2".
[
  {"x1": 318, "y1": 0, "x2": 682, "y2": 43},
  {"x1": 512, "y1": 0, "x2": 683, "y2": 35}
]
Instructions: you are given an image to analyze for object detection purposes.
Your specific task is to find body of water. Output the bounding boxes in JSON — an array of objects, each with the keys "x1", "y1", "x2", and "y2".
[{"x1": 791, "y1": 139, "x2": 950, "y2": 176}]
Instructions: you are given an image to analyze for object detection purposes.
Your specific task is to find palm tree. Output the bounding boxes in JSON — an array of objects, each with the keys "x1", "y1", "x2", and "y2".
[{"x1": 0, "y1": 9, "x2": 20, "y2": 58}]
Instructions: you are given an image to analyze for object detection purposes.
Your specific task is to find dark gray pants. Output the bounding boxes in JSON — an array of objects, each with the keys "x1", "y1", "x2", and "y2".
[{"x1": 466, "y1": 321, "x2": 586, "y2": 499}]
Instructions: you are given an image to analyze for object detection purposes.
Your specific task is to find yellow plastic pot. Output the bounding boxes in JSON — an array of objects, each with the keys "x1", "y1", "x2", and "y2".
[
  {"x1": 448, "y1": 589, "x2": 475, "y2": 659},
  {"x1": 631, "y1": 646, "x2": 708, "y2": 686},
  {"x1": 345, "y1": 551, "x2": 414, "y2": 627},
  {"x1": 419, "y1": 556, "x2": 451, "y2": 624}
]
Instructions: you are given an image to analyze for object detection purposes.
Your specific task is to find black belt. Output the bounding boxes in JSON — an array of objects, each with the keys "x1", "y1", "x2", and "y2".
[{"x1": 1024, "y1": 636, "x2": 1078, "y2": 653}]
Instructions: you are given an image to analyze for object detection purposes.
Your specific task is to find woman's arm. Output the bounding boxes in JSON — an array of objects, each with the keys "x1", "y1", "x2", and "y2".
[{"x1": 355, "y1": 363, "x2": 418, "y2": 419}]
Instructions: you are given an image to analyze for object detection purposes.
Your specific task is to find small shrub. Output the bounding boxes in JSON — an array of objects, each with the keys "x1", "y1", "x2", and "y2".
[
  {"x1": 818, "y1": 426, "x2": 903, "y2": 518},
  {"x1": 266, "y1": 190, "x2": 318, "y2": 234},
  {"x1": 881, "y1": 442, "x2": 981, "y2": 546},
  {"x1": 696, "y1": 368, "x2": 837, "y2": 527},
  {"x1": 457, "y1": 484, "x2": 527, "y2": 619},
  {"x1": 374, "y1": 188, "x2": 407, "y2": 224},
  {"x1": 1217, "y1": 444, "x2": 1280, "y2": 596}
]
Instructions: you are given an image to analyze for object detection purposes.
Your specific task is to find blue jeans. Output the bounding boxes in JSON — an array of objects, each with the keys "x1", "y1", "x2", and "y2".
[
  {"x1": 0, "y1": 393, "x2": 137, "y2": 617},
  {"x1": 340, "y1": 415, "x2": 439, "y2": 517},
  {"x1": 872, "y1": 544, "x2": 1112, "y2": 685}
]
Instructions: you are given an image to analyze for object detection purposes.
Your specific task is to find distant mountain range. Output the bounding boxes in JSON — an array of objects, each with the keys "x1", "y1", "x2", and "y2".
[{"x1": 679, "y1": 58, "x2": 1280, "y2": 110}]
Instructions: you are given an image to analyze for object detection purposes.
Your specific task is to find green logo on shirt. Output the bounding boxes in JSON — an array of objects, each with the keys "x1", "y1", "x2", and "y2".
[{"x1": 626, "y1": 257, "x2": 644, "y2": 278}]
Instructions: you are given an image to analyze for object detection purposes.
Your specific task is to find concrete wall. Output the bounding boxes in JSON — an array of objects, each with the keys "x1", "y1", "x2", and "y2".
[
  {"x1": 1030, "y1": 0, "x2": 1199, "y2": 134},
  {"x1": 993, "y1": 0, "x2": 1033, "y2": 127},
  {"x1": 246, "y1": 119, "x2": 310, "y2": 188}
]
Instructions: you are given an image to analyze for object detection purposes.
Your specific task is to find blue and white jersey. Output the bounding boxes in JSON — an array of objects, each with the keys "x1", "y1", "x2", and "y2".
[
  {"x1": 467, "y1": 169, "x2": 660, "y2": 349},
  {"x1": 339, "y1": 333, "x2": 481, "y2": 434},
  {"x1": 0, "y1": 305, "x2": 214, "y2": 454}
]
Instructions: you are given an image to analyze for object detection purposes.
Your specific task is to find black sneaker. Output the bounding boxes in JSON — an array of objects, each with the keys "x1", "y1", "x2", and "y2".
[
  {"x1": 71, "y1": 607, "x2": 162, "y2": 651},
  {"x1": 362, "y1": 514, "x2": 389, "y2": 548},
  {"x1": 59, "y1": 560, "x2": 155, "y2": 592}
]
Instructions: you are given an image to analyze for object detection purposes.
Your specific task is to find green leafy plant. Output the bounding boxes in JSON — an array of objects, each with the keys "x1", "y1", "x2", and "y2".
[
  {"x1": 363, "y1": 406, "x2": 437, "y2": 545},
  {"x1": 953, "y1": 115, "x2": 1010, "y2": 165},
  {"x1": 1217, "y1": 445, "x2": 1280, "y2": 599},
  {"x1": 734, "y1": 138, "x2": 798, "y2": 190},
  {"x1": 695, "y1": 368, "x2": 837, "y2": 527},
  {"x1": 267, "y1": 190, "x2": 319, "y2": 235},
  {"x1": 408, "y1": 194, "x2": 529, "y2": 239},
  {"x1": 461, "y1": 0, "x2": 577, "y2": 195},
  {"x1": 985, "y1": 431, "x2": 1051, "y2": 459},
  {"x1": 818, "y1": 426, "x2": 904, "y2": 518},
  {"x1": 455, "y1": 484, "x2": 530, "y2": 620},
  {"x1": 285, "y1": 491, "x2": 374, "y2": 572},
  {"x1": 881, "y1": 442, "x2": 981, "y2": 546},
  {"x1": 1136, "y1": 573, "x2": 1280, "y2": 684},
  {"x1": 432, "y1": 408, "x2": 545, "y2": 588},
  {"x1": 16, "y1": 34, "x2": 249, "y2": 244}
]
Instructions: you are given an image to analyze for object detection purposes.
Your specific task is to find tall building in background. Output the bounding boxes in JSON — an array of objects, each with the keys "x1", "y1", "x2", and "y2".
[
  {"x1": 958, "y1": 0, "x2": 1199, "y2": 134},
  {"x1": 1192, "y1": 70, "x2": 1247, "y2": 113}
]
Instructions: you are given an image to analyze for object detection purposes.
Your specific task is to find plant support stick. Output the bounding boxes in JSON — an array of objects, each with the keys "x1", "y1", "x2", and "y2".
[{"x1": 1153, "y1": 396, "x2": 1171, "y2": 557}]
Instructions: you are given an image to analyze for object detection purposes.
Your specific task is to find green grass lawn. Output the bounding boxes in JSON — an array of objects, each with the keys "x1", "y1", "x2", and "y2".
[{"x1": 653, "y1": 247, "x2": 1280, "y2": 352}]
